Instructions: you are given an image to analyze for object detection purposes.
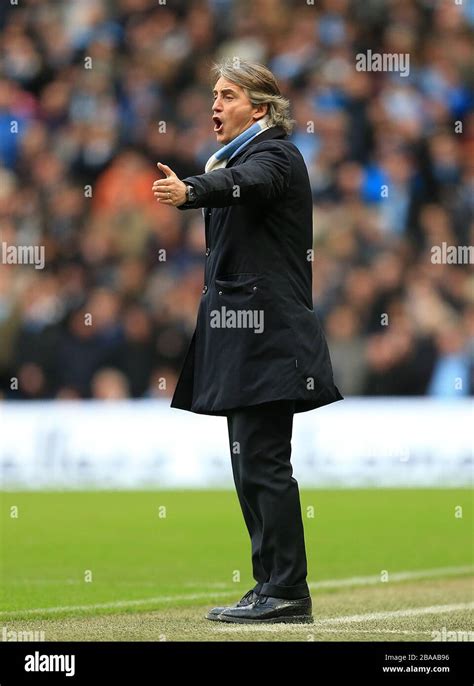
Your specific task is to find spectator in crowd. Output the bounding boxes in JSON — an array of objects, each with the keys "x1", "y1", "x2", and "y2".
[{"x1": 0, "y1": 0, "x2": 472, "y2": 401}]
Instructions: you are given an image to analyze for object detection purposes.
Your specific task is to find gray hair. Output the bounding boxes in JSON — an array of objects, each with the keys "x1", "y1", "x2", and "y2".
[{"x1": 211, "y1": 59, "x2": 295, "y2": 135}]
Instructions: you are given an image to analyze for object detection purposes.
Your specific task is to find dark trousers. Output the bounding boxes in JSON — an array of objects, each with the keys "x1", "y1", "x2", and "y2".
[{"x1": 226, "y1": 399, "x2": 310, "y2": 600}]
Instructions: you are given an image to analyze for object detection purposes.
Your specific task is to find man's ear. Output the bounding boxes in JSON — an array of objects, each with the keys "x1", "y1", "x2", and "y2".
[{"x1": 252, "y1": 103, "x2": 269, "y2": 121}]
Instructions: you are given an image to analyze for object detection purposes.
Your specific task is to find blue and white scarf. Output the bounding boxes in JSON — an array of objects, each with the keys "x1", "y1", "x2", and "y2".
[{"x1": 204, "y1": 115, "x2": 271, "y2": 173}]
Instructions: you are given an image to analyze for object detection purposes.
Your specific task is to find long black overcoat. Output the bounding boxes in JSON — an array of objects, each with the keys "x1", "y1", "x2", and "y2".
[{"x1": 170, "y1": 125, "x2": 343, "y2": 416}]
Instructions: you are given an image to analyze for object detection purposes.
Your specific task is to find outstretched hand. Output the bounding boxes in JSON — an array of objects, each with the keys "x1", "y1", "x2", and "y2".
[{"x1": 152, "y1": 163, "x2": 187, "y2": 207}]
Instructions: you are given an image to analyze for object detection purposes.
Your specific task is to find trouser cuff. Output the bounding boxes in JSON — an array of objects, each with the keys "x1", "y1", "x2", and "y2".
[{"x1": 259, "y1": 581, "x2": 310, "y2": 600}]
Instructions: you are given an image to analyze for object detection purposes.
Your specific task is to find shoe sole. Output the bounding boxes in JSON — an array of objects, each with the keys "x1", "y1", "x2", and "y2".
[
  {"x1": 206, "y1": 613, "x2": 314, "y2": 624},
  {"x1": 206, "y1": 606, "x2": 245, "y2": 619},
  {"x1": 206, "y1": 610, "x2": 228, "y2": 620}
]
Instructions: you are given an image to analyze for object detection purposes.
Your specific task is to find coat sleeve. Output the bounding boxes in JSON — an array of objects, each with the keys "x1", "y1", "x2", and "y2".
[{"x1": 177, "y1": 142, "x2": 291, "y2": 209}]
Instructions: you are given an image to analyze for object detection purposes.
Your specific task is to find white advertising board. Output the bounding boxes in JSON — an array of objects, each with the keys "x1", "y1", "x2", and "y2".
[{"x1": 0, "y1": 398, "x2": 471, "y2": 489}]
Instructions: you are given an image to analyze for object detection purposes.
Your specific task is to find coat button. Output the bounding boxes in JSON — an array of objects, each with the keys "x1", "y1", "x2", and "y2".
[
  {"x1": 202, "y1": 285, "x2": 208, "y2": 294},
  {"x1": 205, "y1": 248, "x2": 210, "y2": 256},
  {"x1": 218, "y1": 290, "x2": 223, "y2": 295},
  {"x1": 253, "y1": 285, "x2": 257, "y2": 290}
]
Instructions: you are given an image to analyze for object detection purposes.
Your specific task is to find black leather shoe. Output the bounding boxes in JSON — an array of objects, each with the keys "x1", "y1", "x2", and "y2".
[
  {"x1": 214, "y1": 593, "x2": 313, "y2": 623},
  {"x1": 205, "y1": 588, "x2": 259, "y2": 621}
]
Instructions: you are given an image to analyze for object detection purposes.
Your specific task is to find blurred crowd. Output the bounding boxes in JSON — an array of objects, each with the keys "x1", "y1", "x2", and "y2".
[{"x1": 0, "y1": 0, "x2": 473, "y2": 401}]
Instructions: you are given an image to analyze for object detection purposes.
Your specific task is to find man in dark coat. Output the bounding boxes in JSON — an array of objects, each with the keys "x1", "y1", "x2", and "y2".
[{"x1": 152, "y1": 60, "x2": 343, "y2": 624}]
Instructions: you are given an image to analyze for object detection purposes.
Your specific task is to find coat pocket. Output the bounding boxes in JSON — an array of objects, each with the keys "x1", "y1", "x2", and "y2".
[{"x1": 214, "y1": 272, "x2": 261, "y2": 296}]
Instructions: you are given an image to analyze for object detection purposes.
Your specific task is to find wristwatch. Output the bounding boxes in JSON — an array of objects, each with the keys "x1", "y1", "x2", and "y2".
[{"x1": 185, "y1": 184, "x2": 196, "y2": 203}]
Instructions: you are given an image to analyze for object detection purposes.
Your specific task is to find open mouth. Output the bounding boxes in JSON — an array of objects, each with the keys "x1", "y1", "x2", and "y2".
[{"x1": 213, "y1": 116, "x2": 224, "y2": 134}]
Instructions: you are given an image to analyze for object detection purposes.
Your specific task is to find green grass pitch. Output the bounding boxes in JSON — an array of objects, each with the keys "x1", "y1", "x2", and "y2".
[{"x1": 1, "y1": 489, "x2": 472, "y2": 641}]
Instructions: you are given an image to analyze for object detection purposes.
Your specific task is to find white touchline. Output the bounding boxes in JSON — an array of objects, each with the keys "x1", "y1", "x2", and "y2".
[
  {"x1": 308, "y1": 565, "x2": 474, "y2": 589},
  {"x1": 212, "y1": 603, "x2": 474, "y2": 632},
  {"x1": 315, "y1": 602, "x2": 474, "y2": 625},
  {"x1": 9, "y1": 564, "x2": 473, "y2": 590},
  {"x1": 0, "y1": 565, "x2": 472, "y2": 618},
  {"x1": 308, "y1": 629, "x2": 437, "y2": 634},
  {"x1": 0, "y1": 592, "x2": 234, "y2": 617}
]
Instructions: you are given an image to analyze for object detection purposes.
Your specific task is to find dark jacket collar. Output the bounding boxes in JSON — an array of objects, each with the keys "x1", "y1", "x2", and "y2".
[{"x1": 225, "y1": 125, "x2": 288, "y2": 167}]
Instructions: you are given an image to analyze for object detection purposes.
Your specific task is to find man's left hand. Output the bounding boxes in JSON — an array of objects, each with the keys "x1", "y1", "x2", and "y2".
[{"x1": 152, "y1": 163, "x2": 187, "y2": 206}]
